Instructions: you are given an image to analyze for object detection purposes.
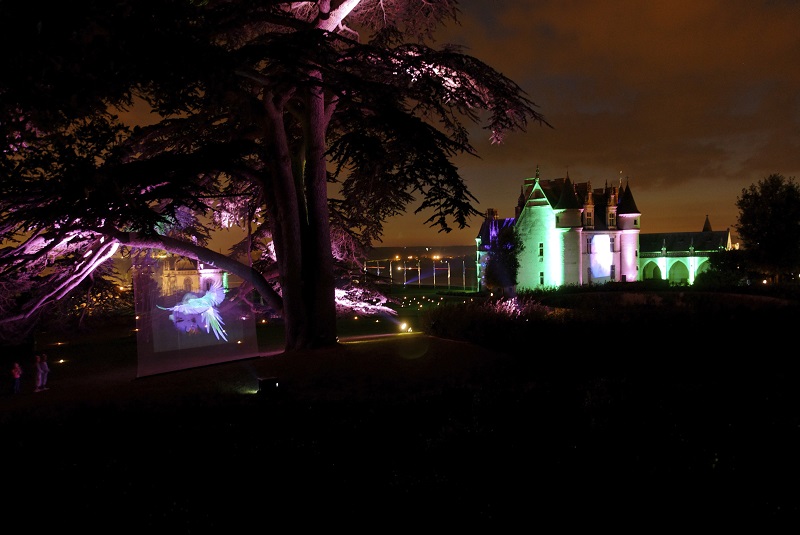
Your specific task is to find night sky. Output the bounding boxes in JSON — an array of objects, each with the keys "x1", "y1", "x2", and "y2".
[
  {"x1": 379, "y1": 0, "x2": 800, "y2": 247},
  {"x1": 121, "y1": 1, "x2": 800, "y2": 250}
]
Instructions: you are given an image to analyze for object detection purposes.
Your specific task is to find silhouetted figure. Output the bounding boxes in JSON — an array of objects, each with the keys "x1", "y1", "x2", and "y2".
[
  {"x1": 33, "y1": 355, "x2": 43, "y2": 392},
  {"x1": 11, "y1": 362, "x2": 22, "y2": 394},
  {"x1": 40, "y1": 354, "x2": 50, "y2": 390}
]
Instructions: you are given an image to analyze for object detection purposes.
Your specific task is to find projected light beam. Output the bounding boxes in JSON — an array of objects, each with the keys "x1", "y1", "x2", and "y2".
[{"x1": 157, "y1": 281, "x2": 228, "y2": 341}]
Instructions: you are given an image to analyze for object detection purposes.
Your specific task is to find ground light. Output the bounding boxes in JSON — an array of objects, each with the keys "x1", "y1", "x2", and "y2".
[{"x1": 257, "y1": 376, "x2": 280, "y2": 398}]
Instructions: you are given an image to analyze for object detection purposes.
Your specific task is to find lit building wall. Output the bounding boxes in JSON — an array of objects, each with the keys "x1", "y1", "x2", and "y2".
[
  {"x1": 619, "y1": 229, "x2": 640, "y2": 282},
  {"x1": 657, "y1": 257, "x2": 668, "y2": 280},
  {"x1": 516, "y1": 204, "x2": 556, "y2": 290},
  {"x1": 588, "y1": 233, "x2": 613, "y2": 283},
  {"x1": 561, "y1": 227, "x2": 582, "y2": 285}
]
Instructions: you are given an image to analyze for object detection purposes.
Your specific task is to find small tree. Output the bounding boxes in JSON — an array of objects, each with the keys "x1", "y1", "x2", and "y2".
[
  {"x1": 692, "y1": 249, "x2": 750, "y2": 288},
  {"x1": 736, "y1": 173, "x2": 800, "y2": 283},
  {"x1": 483, "y1": 224, "x2": 522, "y2": 296}
]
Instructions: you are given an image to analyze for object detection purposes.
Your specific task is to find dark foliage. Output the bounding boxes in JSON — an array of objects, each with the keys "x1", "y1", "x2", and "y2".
[
  {"x1": 736, "y1": 173, "x2": 800, "y2": 281},
  {"x1": 423, "y1": 286, "x2": 800, "y2": 358},
  {"x1": 482, "y1": 223, "x2": 522, "y2": 293},
  {"x1": 1, "y1": 0, "x2": 548, "y2": 351}
]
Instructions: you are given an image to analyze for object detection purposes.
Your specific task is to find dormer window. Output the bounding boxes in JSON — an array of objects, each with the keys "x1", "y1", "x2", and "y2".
[{"x1": 609, "y1": 212, "x2": 616, "y2": 228}]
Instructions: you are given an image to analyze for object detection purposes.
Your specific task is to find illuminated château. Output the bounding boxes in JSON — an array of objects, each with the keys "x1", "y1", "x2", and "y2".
[{"x1": 476, "y1": 166, "x2": 733, "y2": 290}]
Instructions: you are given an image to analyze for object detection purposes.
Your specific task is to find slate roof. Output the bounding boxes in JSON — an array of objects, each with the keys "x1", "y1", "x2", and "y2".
[
  {"x1": 617, "y1": 183, "x2": 640, "y2": 214},
  {"x1": 530, "y1": 177, "x2": 638, "y2": 229},
  {"x1": 639, "y1": 230, "x2": 730, "y2": 255},
  {"x1": 553, "y1": 176, "x2": 582, "y2": 210}
]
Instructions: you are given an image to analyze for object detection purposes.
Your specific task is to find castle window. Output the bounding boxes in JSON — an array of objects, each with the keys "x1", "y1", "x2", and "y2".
[
  {"x1": 586, "y1": 212, "x2": 593, "y2": 226},
  {"x1": 609, "y1": 212, "x2": 616, "y2": 227},
  {"x1": 539, "y1": 272, "x2": 544, "y2": 285},
  {"x1": 611, "y1": 264, "x2": 616, "y2": 280},
  {"x1": 586, "y1": 238, "x2": 592, "y2": 254},
  {"x1": 538, "y1": 242, "x2": 544, "y2": 257},
  {"x1": 610, "y1": 237, "x2": 615, "y2": 252}
]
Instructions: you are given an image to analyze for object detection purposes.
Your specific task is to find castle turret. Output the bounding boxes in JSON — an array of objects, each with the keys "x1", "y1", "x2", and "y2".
[
  {"x1": 615, "y1": 178, "x2": 641, "y2": 282},
  {"x1": 554, "y1": 173, "x2": 583, "y2": 228},
  {"x1": 617, "y1": 178, "x2": 641, "y2": 228}
]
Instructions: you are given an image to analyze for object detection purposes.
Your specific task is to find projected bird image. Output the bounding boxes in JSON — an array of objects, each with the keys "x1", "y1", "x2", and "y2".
[{"x1": 158, "y1": 281, "x2": 228, "y2": 341}]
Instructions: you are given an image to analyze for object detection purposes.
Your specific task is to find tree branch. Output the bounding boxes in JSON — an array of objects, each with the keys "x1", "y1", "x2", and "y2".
[{"x1": 117, "y1": 233, "x2": 284, "y2": 312}]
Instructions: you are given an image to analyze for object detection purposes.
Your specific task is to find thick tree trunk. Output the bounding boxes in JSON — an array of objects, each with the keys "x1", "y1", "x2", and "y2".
[
  {"x1": 262, "y1": 98, "x2": 310, "y2": 351},
  {"x1": 303, "y1": 80, "x2": 338, "y2": 348}
]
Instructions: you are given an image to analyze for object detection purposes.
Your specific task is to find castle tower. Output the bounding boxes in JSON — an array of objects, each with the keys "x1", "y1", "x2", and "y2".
[
  {"x1": 553, "y1": 173, "x2": 584, "y2": 285},
  {"x1": 616, "y1": 177, "x2": 641, "y2": 282}
]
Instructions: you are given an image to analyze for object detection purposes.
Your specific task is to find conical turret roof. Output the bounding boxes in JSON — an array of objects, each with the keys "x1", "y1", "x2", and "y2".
[
  {"x1": 617, "y1": 179, "x2": 640, "y2": 214},
  {"x1": 554, "y1": 174, "x2": 582, "y2": 210}
]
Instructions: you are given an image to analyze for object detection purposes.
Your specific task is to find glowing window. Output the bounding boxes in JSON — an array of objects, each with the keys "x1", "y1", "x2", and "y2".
[{"x1": 609, "y1": 212, "x2": 616, "y2": 227}]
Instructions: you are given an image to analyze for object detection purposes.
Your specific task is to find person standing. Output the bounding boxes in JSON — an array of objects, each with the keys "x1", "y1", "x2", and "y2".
[
  {"x1": 39, "y1": 354, "x2": 50, "y2": 390},
  {"x1": 33, "y1": 354, "x2": 43, "y2": 392},
  {"x1": 11, "y1": 362, "x2": 22, "y2": 394}
]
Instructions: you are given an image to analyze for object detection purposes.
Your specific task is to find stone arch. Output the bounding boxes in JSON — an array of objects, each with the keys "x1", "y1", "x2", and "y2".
[
  {"x1": 668, "y1": 260, "x2": 690, "y2": 285},
  {"x1": 641, "y1": 260, "x2": 662, "y2": 280}
]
